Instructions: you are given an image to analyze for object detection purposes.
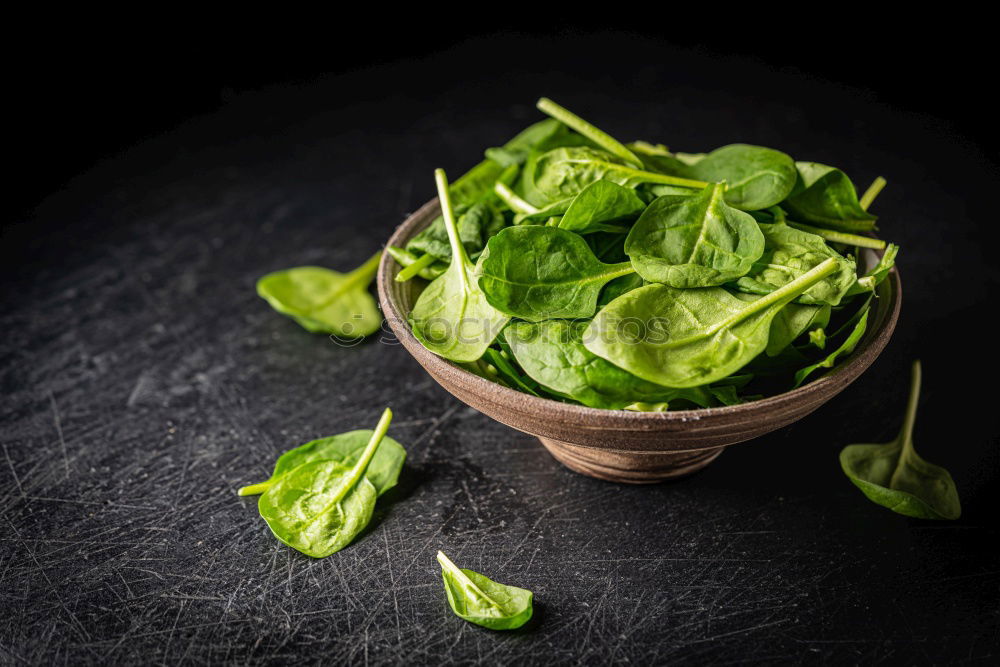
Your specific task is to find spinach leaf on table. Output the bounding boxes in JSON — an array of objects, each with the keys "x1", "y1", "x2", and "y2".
[
  {"x1": 733, "y1": 223, "x2": 857, "y2": 306},
  {"x1": 584, "y1": 258, "x2": 840, "y2": 387},
  {"x1": 238, "y1": 429, "x2": 407, "y2": 498},
  {"x1": 625, "y1": 183, "x2": 765, "y2": 287},
  {"x1": 478, "y1": 226, "x2": 635, "y2": 321},
  {"x1": 505, "y1": 319, "x2": 715, "y2": 409},
  {"x1": 783, "y1": 162, "x2": 878, "y2": 231},
  {"x1": 683, "y1": 144, "x2": 798, "y2": 211},
  {"x1": 437, "y1": 550, "x2": 534, "y2": 630},
  {"x1": 840, "y1": 361, "x2": 961, "y2": 519},
  {"x1": 248, "y1": 408, "x2": 398, "y2": 558},
  {"x1": 256, "y1": 253, "x2": 382, "y2": 337},
  {"x1": 410, "y1": 170, "x2": 511, "y2": 362}
]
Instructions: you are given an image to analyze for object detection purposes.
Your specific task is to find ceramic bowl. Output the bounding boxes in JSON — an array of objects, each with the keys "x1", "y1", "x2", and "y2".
[{"x1": 377, "y1": 199, "x2": 901, "y2": 483}]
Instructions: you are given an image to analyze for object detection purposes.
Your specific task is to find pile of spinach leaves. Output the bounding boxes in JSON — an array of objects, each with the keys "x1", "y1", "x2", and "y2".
[{"x1": 393, "y1": 98, "x2": 898, "y2": 410}]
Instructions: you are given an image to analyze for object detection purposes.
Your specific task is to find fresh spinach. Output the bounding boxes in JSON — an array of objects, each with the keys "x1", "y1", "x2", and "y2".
[
  {"x1": 625, "y1": 183, "x2": 765, "y2": 287},
  {"x1": 238, "y1": 428, "x2": 406, "y2": 498},
  {"x1": 684, "y1": 144, "x2": 798, "y2": 211},
  {"x1": 840, "y1": 361, "x2": 960, "y2": 519},
  {"x1": 783, "y1": 162, "x2": 877, "y2": 231},
  {"x1": 505, "y1": 319, "x2": 713, "y2": 409},
  {"x1": 531, "y1": 146, "x2": 708, "y2": 203},
  {"x1": 257, "y1": 253, "x2": 382, "y2": 337},
  {"x1": 437, "y1": 550, "x2": 533, "y2": 630},
  {"x1": 478, "y1": 226, "x2": 634, "y2": 321},
  {"x1": 249, "y1": 408, "x2": 397, "y2": 558},
  {"x1": 584, "y1": 258, "x2": 839, "y2": 387},
  {"x1": 791, "y1": 302, "x2": 870, "y2": 388},
  {"x1": 734, "y1": 223, "x2": 857, "y2": 306},
  {"x1": 536, "y1": 97, "x2": 642, "y2": 167},
  {"x1": 410, "y1": 170, "x2": 510, "y2": 362},
  {"x1": 387, "y1": 246, "x2": 447, "y2": 282}
]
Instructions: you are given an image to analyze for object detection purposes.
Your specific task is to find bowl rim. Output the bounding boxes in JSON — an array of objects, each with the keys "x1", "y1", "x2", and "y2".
[{"x1": 378, "y1": 197, "x2": 901, "y2": 426}]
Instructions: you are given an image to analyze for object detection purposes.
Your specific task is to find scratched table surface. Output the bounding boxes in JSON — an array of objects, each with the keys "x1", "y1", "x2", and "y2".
[{"x1": 3, "y1": 36, "x2": 999, "y2": 665}]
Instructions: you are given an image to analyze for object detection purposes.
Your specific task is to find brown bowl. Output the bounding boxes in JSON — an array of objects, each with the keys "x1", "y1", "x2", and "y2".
[{"x1": 378, "y1": 199, "x2": 901, "y2": 483}]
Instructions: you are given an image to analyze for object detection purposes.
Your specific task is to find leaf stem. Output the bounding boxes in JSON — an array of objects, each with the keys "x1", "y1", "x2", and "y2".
[
  {"x1": 536, "y1": 97, "x2": 643, "y2": 168},
  {"x1": 332, "y1": 407, "x2": 393, "y2": 504},
  {"x1": 237, "y1": 482, "x2": 271, "y2": 497},
  {"x1": 436, "y1": 550, "x2": 501, "y2": 609},
  {"x1": 897, "y1": 360, "x2": 921, "y2": 456},
  {"x1": 859, "y1": 176, "x2": 887, "y2": 211},
  {"x1": 396, "y1": 252, "x2": 437, "y2": 282},
  {"x1": 596, "y1": 161, "x2": 709, "y2": 189},
  {"x1": 348, "y1": 251, "x2": 383, "y2": 285},
  {"x1": 494, "y1": 181, "x2": 539, "y2": 215},
  {"x1": 716, "y1": 258, "x2": 838, "y2": 332},
  {"x1": 786, "y1": 220, "x2": 886, "y2": 249},
  {"x1": 435, "y1": 169, "x2": 472, "y2": 287}
]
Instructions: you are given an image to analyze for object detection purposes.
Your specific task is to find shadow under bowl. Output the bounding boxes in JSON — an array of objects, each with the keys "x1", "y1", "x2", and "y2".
[{"x1": 378, "y1": 199, "x2": 901, "y2": 483}]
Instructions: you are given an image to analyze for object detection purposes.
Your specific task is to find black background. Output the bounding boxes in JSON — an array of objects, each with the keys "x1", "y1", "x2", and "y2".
[{"x1": 3, "y1": 19, "x2": 999, "y2": 665}]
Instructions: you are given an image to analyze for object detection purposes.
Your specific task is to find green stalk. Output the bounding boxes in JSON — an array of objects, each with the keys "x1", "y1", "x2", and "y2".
[
  {"x1": 591, "y1": 161, "x2": 709, "y2": 190},
  {"x1": 435, "y1": 168, "x2": 471, "y2": 290},
  {"x1": 889, "y1": 361, "x2": 921, "y2": 488},
  {"x1": 494, "y1": 181, "x2": 539, "y2": 215},
  {"x1": 537, "y1": 97, "x2": 642, "y2": 168},
  {"x1": 396, "y1": 252, "x2": 437, "y2": 282},
  {"x1": 859, "y1": 176, "x2": 887, "y2": 211},
  {"x1": 715, "y1": 258, "x2": 838, "y2": 332},
  {"x1": 237, "y1": 482, "x2": 271, "y2": 497},
  {"x1": 331, "y1": 408, "x2": 393, "y2": 504},
  {"x1": 787, "y1": 220, "x2": 886, "y2": 250}
]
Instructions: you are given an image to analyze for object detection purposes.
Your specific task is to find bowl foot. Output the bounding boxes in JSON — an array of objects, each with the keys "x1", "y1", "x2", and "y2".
[{"x1": 537, "y1": 437, "x2": 724, "y2": 483}]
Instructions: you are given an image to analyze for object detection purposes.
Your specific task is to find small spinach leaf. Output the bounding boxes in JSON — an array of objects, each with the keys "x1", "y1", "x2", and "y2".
[
  {"x1": 684, "y1": 144, "x2": 797, "y2": 211},
  {"x1": 625, "y1": 183, "x2": 765, "y2": 287},
  {"x1": 783, "y1": 162, "x2": 877, "y2": 231},
  {"x1": 253, "y1": 408, "x2": 395, "y2": 558},
  {"x1": 557, "y1": 180, "x2": 647, "y2": 233},
  {"x1": 584, "y1": 258, "x2": 839, "y2": 387},
  {"x1": 437, "y1": 550, "x2": 534, "y2": 630},
  {"x1": 410, "y1": 170, "x2": 511, "y2": 362},
  {"x1": 478, "y1": 226, "x2": 634, "y2": 321},
  {"x1": 840, "y1": 361, "x2": 960, "y2": 519},
  {"x1": 734, "y1": 223, "x2": 857, "y2": 306},
  {"x1": 238, "y1": 429, "x2": 406, "y2": 498},
  {"x1": 256, "y1": 253, "x2": 381, "y2": 337}
]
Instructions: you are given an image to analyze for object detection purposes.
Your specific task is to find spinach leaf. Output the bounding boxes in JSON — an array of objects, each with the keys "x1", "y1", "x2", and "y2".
[
  {"x1": 478, "y1": 226, "x2": 634, "y2": 321},
  {"x1": 684, "y1": 144, "x2": 798, "y2": 211},
  {"x1": 840, "y1": 361, "x2": 960, "y2": 519},
  {"x1": 483, "y1": 348, "x2": 542, "y2": 396},
  {"x1": 625, "y1": 183, "x2": 765, "y2": 287},
  {"x1": 558, "y1": 180, "x2": 647, "y2": 233},
  {"x1": 437, "y1": 550, "x2": 534, "y2": 630},
  {"x1": 256, "y1": 253, "x2": 382, "y2": 337},
  {"x1": 734, "y1": 223, "x2": 857, "y2": 306},
  {"x1": 513, "y1": 180, "x2": 646, "y2": 233},
  {"x1": 783, "y1": 162, "x2": 877, "y2": 231},
  {"x1": 238, "y1": 428, "x2": 406, "y2": 498},
  {"x1": 584, "y1": 258, "x2": 839, "y2": 387},
  {"x1": 505, "y1": 320, "x2": 713, "y2": 409},
  {"x1": 253, "y1": 408, "x2": 395, "y2": 558},
  {"x1": 410, "y1": 170, "x2": 511, "y2": 362},
  {"x1": 791, "y1": 303, "x2": 869, "y2": 388},
  {"x1": 536, "y1": 97, "x2": 642, "y2": 167},
  {"x1": 531, "y1": 146, "x2": 708, "y2": 203}
]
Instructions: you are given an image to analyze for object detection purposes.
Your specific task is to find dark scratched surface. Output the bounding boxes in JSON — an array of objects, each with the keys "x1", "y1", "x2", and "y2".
[{"x1": 2, "y1": 36, "x2": 999, "y2": 665}]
